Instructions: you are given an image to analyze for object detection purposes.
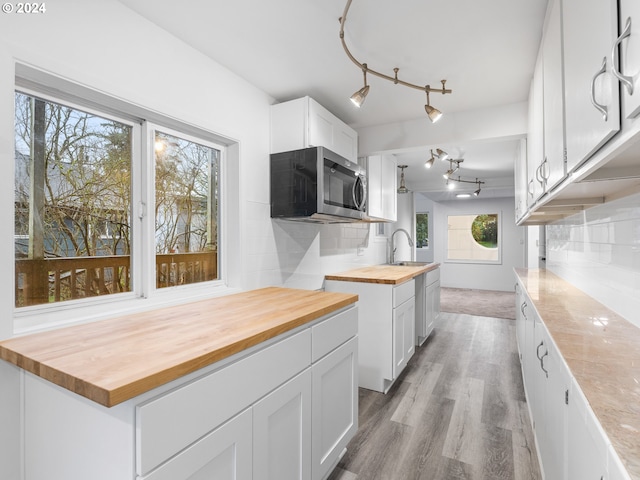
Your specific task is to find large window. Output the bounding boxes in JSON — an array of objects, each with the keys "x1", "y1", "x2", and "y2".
[
  {"x1": 14, "y1": 91, "x2": 222, "y2": 308},
  {"x1": 416, "y1": 213, "x2": 429, "y2": 248},
  {"x1": 447, "y1": 213, "x2": 501, "y2": 263}
]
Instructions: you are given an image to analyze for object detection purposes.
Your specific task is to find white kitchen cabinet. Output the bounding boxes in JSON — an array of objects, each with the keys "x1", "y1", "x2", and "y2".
[
  {"x1": 527, "y1": 52, "x2": 545, "y2": 205},
  {"x1": 567, "y1": 379, "x2": 609, "y2": 480},
  {"x1": 393, "y1": 294, "x2": 415, "y2": 380},
  {"x1": 514, "y1": 139, "x2": 528, "y2": 222},
  {"x1": 253, "y1": 369, "x2": 312, "y2": 480},
  {"x1": 365, "y1": 154, "x2": 397, "y2": 222},
  {"x1": 541, "y1": 0, "x2": 566, "y2": 191},
  {"x1": 562, "y1": 0, "x2": 620, "y2": 173},
  {"x1": 415, "y1": 266, "x2": 440, "y2": 346},
  {"x1": 324, "y1": 279, "x2": 415, "y2": 393},
  {"x1": 270, "y1": 96, "x2": 358, "y2": 163},
  {"x1": 617, "y1": 0, "x2": 640, "y2": 120},
  {"x1": 142, "y1": 409, "x2": 253, "y2": 480},
  {"x1": 311, "y1": 336, "x2": 358, "y2": 480},
  {"x1": 18, "y1": 305, "x2": 358, "y2": 480}
]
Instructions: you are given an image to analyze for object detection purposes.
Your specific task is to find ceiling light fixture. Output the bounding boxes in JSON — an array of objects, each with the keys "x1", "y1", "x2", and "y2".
[
  {"x1": 435, "y1": 148, "x2": 449, "y2": 161},
  {"x1": 397, "y1": 165, "x2": 410, "y2": 194},
  {"x1": 447, "y1": 176, "x2": 485, "y2": 197},
  {"x1": 339, "y1": 0, "x2": 452, "y2": 121},
  {"x1": 425, "y1": 151, "x2": 436, "y2": 169},
  {"x1": 442, "y1": 158, "x2": 463, "y2": 179},
  {"x1": 350, "y1": 64, "x2": 370, "y2": 107}
]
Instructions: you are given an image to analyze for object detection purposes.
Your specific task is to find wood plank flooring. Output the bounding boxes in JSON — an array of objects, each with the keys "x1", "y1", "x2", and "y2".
[{"x1": 328, "y1": 312, "x2": 542, "y2": 480}]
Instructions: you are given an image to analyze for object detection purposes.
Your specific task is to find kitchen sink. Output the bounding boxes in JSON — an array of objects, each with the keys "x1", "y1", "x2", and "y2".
[{"x1": 387, "y1": 261, "x2": 429, "y2": 267}]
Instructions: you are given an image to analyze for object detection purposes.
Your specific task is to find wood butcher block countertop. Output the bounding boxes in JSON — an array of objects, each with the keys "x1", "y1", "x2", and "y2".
[
  {"x1": 324, "y1": 263, "x2": 440, "y2": 285},
  {"x1": 515, "y1": 268, "x2": 640, "y2": 479},
  {"x1": 0, "y1": 287, "x2": 357, "y2": 408}
]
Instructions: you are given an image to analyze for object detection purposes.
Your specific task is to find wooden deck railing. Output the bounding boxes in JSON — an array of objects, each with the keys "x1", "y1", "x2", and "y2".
[{"x1": 15, "y1": 251, "x2": 217, "y2": 307}]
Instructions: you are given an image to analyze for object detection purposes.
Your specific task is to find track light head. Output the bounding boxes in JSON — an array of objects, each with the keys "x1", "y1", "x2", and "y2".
[
  {"x1": 350, "y1": 85, "x2": 370, "y2": 107},
  {"x1": 350, "y1": 65, "x2": 370, "y2": 107},
  {"x1": 436, "y1": 148, "x2": 449, "y2": 161},
  {"x1": 424, "y1": 91, "x2": 442, "y2": 123},
  {"x1": 425, "y1": 151, "x2": 435, "y2": 168}
]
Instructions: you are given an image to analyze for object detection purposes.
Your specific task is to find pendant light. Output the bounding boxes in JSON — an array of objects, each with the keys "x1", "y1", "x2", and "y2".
[{"x1": 397, "y1": 165, "x2": 409, "y2": 194}]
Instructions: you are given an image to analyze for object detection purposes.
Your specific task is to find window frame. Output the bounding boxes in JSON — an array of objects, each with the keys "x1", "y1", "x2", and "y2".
[{"x1": 13, "y1": 75, "x2": 230, "y2": 334}]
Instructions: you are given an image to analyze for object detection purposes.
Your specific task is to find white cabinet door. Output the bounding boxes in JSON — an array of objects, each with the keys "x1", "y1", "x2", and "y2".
[
  {"x1": 514, "y1": 139, "x2": 528, "y2": 222},
  {"x1": 563, "y1": 0, "x2": 620, "y2": 172},
  {"x1": 308, "y1": 99, "x2": 358, "y2": 162},
  {"x1": 538, "y1": 330, "x2": 569, "y2": 480},
  {"x1": 392, "y1": 296, "x2": 415, "y2": 380},
  {"x1": 366, "y1": 154, "x2": 397, "y2": 221},
  {"x1": 617, "y1": 0, "x2": 640, "y2": 119},
  {"x1": 542, "y1": 0, "x2": 566, "y2": 191},
  {"x1": 380, "y1": 154, "x2": 397, "y2": 221},
  {"x1": 527, "y1": 52, "x2": 545, "y2": 205},
  {"x1": 141, "y1": 409, "x2": 252, "y2": 480},
  {"x1": 253, "y1": 369, "x2": 312, "y2": 480},
  {"x1": 567, "y1": 380, "x2": 609, "y2": 480},
  {"x1": 311, "y1": 337, "x2": 358, "y2": 480}
]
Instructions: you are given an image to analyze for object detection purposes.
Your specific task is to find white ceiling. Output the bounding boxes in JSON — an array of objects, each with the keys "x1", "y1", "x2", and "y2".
[{"x1": 117, "y1": 0, "x2": 548, "y2": 198}]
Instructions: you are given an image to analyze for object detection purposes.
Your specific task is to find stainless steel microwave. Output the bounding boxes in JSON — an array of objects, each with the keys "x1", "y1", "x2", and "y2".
[{"x1": 270, "y1": 146, "x2": 367, "y2": 223}]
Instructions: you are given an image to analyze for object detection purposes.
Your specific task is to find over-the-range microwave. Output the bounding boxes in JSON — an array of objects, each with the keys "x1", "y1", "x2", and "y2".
[{"x1": 270, "y1": 146, "x2": 367, "y2": 223}]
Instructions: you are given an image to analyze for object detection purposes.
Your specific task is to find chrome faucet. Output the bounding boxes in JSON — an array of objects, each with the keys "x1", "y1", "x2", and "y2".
[{"x1": 390, "y1": 228, "x2": 414, "y2": 264}]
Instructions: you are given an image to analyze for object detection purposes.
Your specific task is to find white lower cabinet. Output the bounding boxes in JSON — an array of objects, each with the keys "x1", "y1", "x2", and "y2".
[
  {"x1": 20, "y1": 306, "x2": 358, "y2": 480},
  {"x1": 516, "y1": 280, "x2": 632, "y2": 480},
  {"x1": 254, "y1": 370, "x2": 312, "y2": 480},
  {"x1": 324, "y1": 279, "x2": 415, "y2": 393},
  {"x1": 311, "y1": 336, "x2": 358, "y2": 480},
  {"x1": 393, "y1": 295, "x2": 415, "y2": 380},
  {"x1": 143, "y1": 409, "x2": 253, "y2": 480},
  {"x1": 415, "y1": 267, "x2": 440, "y2": 346}
]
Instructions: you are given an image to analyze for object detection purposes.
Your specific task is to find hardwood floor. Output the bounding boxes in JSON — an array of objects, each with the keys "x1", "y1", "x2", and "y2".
[{"x1": 328, "y1": 312, "x2": 542, "y2": 480}]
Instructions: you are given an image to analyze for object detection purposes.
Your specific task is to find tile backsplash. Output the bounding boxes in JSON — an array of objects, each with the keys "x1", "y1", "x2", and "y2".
[{"x1": 546, "y1": 191, "x2": 640, "y2": 328}]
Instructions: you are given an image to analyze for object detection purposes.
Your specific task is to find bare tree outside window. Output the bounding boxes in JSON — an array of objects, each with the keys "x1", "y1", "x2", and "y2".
[
  {"x1": 14, "y1": 92, "x2": 132, "y2": 306},
  {"x1": 154, "y1": 131, "x2": 219, "y2": 288}
]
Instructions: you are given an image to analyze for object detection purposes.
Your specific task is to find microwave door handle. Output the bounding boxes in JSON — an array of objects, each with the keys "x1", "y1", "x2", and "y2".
[{"x1": 353, "y1": 175, "x2": 366, "y2": 211}]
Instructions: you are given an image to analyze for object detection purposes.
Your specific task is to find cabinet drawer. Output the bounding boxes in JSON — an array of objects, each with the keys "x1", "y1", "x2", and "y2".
[
  {"x1": 426, "y1": 268, "x2": 440, "y2": 285},
  {"x1": 393, "y1": 280, "x2": 415, "y2": 308},
  {"x1": 136, "y1": 329, "x2": 311, "y2": 476},
  {"x1": 311, "y1": 306, "x2": 357, "y2": 362}
]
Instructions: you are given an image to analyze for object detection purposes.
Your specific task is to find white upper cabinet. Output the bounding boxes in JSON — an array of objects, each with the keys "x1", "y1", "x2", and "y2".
[
  {"x1": 542, "y1": 0, "x2": 566, "y2": 190},
  {"x1": 514, "y1": 138, "x2": 528, "y2": 222},
  {"x1": 366, "y1": 154, "x2": 397, "y2": 222},
  {"x1": 616, "y1": 0, "x2": 640, "y2": 120},
  {"x1": 270, "y1": 97, "x2": 358, "y2": 163},
  {"x1": 562, "y1": 0, "x2": 620, "y2": 173},
  {"x1": 527, "y1": 53, "x2": 545, "y2": 205}
]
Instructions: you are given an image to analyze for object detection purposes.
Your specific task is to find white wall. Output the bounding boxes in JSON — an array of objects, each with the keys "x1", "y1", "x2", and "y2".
[
  {"x1": 546, "y1": 191, "x2": 640, "y2": 329},
  {"x1": 433, "y1": 196, "x2": 525, "y2": 291}
]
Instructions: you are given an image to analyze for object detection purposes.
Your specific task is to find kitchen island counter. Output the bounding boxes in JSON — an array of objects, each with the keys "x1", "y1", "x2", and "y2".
[
  {"x1": 325, "y1": 262, "x2": 440, "y2": 285},
  {"x1": 0, "y1": 286, "x2": 357, "y2": 407}
]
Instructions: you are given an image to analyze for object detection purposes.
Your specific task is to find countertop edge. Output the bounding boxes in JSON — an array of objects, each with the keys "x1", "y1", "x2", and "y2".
[{"x1": 324, "y1": 263, "x2": 440, "y2": 284}]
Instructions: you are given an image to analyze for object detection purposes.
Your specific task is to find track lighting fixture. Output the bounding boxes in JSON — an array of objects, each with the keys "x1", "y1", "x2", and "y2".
[
  {"x1": 425, "y1": 90, "x2": 443, "y2": 123},
  {"x1": 425, "y1": 151, "x2": 436, "y2": 169},
  {"x1": 435, "y1": 148, "x2": 449, "y2": 162},
  {"x1": 339, "y1": 0, "x2": 452, "y2": 120},
  {"x1": 350, "y1": 64, "x2": 370, "y2": 107},
  {"x1": 397, "y1": 165, "x2": 409, "y2": 194},
  {"x1": 474, "y1": 181, "x2": 482, "y2": 196},
  {"x1": 442, "y1": 158, "x2": 463, "y2": 179}
]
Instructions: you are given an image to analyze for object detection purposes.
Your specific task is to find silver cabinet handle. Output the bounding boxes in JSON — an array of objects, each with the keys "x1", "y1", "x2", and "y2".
[
  {"x1": 536, "y1": 340, "x2": 544, "y2": 360},
  {"x1": 590, "y1": 57, "x2": 609, "y2": 121},
  {"x1": 612, "y1": 17, "x2": 634, "y2": 95},
  {"x1": 527, "y1": 179, "x2": 534, "y2": 198},
  {"x1": 540, "y1": 348, "x2": 549, "y2": 378}
]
